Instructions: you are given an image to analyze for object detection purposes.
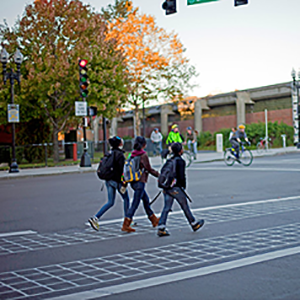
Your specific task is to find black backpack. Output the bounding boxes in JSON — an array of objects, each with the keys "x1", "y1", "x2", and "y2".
[
  {"x1": 97, "y1": 150, "x2": 115, "y2": 180},
  {"x1": 158, "y1": 158, "x2": 178, "y2": 189}
]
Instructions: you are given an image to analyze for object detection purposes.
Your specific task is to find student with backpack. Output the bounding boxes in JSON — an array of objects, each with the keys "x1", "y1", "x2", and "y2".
[
  {"x1": 88, "y1": 136, "x2": 129, "y2": 231},
  {"x1": 122, "y1": 136, "x2": 160, "y2": 233},
  {"x1": 157, "y1": 142, "x2": 205, "y2": 237}
]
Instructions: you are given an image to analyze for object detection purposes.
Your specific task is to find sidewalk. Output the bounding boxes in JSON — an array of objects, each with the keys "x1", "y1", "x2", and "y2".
[{"x1": 0, "y1": 146, "x2": 298, "y2": 180}]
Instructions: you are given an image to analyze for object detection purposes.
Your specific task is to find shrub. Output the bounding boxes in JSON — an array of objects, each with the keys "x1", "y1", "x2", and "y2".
[{"x1": 198, "y1": 121, "x2": 294, "y2": 150}]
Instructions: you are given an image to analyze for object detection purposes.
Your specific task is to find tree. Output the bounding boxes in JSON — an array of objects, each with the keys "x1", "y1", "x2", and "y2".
[
  {"x1": 104, "y1": 0, "x2": 198, "y2": 136},
  {"x1": 0, "y1": 0, "x2": 129, "y2": 163}
]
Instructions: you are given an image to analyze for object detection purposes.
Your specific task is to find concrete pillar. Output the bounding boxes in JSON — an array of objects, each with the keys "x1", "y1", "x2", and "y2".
[
  {"x1": 160, "y1": 105, "x2": 174, "y2": 136},
  {"x1": 109, "y1": 117, "x2": 118, "y2": 137},
  {"x1": 194, "y1": 99, "x2": 209, "y2": 133},
  {"x1": 194, "y1": 100, "x2": 202, "y2": 133},
  {"x1": 235, "y1": 91, "x2": 253, "y2": 126},
  {"x1": 93, "y1": 116, "x2": 101, "y2": 144}
]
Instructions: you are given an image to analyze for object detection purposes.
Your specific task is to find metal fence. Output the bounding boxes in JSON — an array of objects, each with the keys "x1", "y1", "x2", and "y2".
[{"x1": 0, "y1": 138, "x2": 159, "y2": 166}]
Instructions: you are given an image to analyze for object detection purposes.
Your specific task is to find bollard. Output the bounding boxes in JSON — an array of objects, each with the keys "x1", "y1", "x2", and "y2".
[
  {"x1": 44, "y1": 143, "x2": 48, "y2": 167},
  {"x1": 216, "y1": 134, "x2": 223, "y2": 153},
  {"x1": 281, "y1": 134, "x2": 286, "y2": 148},
  {"x1": 73, "y1": 143, "x2": 77, "y2": 161}
]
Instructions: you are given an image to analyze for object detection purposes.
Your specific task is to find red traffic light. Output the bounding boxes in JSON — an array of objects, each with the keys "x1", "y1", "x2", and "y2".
[{"x1": 79, "y1": 59, "x2": 88, "y2": 67}]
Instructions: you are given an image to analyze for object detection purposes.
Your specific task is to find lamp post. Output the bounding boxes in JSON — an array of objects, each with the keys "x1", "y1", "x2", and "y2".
[
  {"x1": 1, "y1": 47, "x2": 23, "y2": 173},
  {"x1": 291, "y1": 68, "x2": 300, "y2": 148}
]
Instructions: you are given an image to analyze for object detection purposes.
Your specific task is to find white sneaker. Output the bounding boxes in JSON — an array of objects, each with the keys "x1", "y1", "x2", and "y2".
[{"x1": 88, "y1": 217, "x2": 99, "y2": 231}]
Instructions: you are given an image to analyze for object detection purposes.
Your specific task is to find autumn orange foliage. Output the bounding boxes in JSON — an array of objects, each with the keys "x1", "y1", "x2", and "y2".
[{"x1": 105, "y1": 1, "x2": 191, "y2": 134}]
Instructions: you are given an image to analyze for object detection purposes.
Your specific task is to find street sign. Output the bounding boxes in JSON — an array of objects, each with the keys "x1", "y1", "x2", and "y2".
[
  {"x1": 7, "y1": 104, "x2": 20, "y2": 123},
  {"x1": 187, "y1": 0, "x2": 219, "y2": 5},
  {"x1": 75, "y1": 101, "x2": 87, "y2": 116}
]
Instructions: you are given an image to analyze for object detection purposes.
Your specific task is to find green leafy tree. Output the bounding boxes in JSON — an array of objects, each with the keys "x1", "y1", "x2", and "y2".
[{"x1": 0, "y1": 0, "x2": 129, "y2": 163}]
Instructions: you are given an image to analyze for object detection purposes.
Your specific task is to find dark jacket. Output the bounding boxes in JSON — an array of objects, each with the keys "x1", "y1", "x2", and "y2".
[
  {"x1": 131, "y1": 150, "x2": 159, "y2": 183},
  {"x1": 111, "y1": 148, "x2": 126, "y2": 183},
  {"x1": 172, "y1": 154, "x2": 186, "y2": 189}
]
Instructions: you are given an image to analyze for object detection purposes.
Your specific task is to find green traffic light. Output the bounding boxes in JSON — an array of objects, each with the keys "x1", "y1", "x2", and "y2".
[{"x1": 81, "y1": 91, "x2": 88, "y2": 97}]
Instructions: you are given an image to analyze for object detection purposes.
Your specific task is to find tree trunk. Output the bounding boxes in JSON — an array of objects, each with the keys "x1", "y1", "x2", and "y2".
[
  {"x1": 53, "y1": 125, "x2": 59, "y2": 163},
  {"x1": 134, "y1": 106, "x2": 140, "y2": 137}
]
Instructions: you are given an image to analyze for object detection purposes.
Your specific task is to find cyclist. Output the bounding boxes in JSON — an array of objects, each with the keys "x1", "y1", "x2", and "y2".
[
  {"x1": 163, "y1": 124, "x2": 185, "y2": 159},
  {"x1": 185, "y1": 126, "x2": 197, "y2": 160},
  {"x1": 229, "y1": 124, "x2": 250, "y2": 161},
  {"x1": 229, "y1": 127, "x2": 236, "y2": 141},
  {"x1": 166, "y1": 124, "x2": 184, "y2": 146}
]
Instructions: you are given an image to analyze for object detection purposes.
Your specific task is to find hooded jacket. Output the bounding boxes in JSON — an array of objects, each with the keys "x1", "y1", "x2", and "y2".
[{"x1": 131, "y1": 149, "x2": 159, "y2": 183}]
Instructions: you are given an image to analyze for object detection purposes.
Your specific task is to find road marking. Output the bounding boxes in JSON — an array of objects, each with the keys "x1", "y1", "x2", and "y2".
[
  {"x1": 0, "y1": 230, "x2": 37, "y2": 238},
  {"x1": 49, "y1": 245, "x2": 300, "y2": 300},
  {"x1": 189, "y1": 167, "x2": 300, "y2": 172},
  {"x1": 95, "y1": 195, "x2": 300, "y2": 225}
]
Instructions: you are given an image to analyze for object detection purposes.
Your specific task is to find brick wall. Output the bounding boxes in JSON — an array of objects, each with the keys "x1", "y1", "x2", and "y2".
[
  {"x1": 246, "y1": 108, "x2": 293, "y2": 126},
  {"x1": 97, "y1": 107, "x2": 293, "y2": 139},
  {"x1": 202, "y1": 115, "x2": 236, "y2": 133}
]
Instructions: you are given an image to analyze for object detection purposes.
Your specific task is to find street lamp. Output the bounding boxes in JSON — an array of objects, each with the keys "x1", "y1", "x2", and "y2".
[
  {"x1": 1, "y1": 46, "x2": 23, "y2": 173},
  {"x1": 291, "y1": 68, "x2": 300, "y2": 149}
]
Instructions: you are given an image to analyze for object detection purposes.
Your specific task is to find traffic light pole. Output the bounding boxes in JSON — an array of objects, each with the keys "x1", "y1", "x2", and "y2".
[
  {"x1": 78, "y1": 59, "x2": 91, "y2": 167},
  {"x1": 80, "y1": 99, "x2": 91, "y2": 167}
]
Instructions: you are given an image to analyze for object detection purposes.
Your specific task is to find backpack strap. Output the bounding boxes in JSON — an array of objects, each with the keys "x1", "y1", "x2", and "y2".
[{"x1": 172, "y1": 157, "x2": 179, "y2": 176}]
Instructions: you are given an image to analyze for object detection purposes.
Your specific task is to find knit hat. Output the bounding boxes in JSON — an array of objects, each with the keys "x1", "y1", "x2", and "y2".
[
  {"x1": 171, "y1": 142, "x2": 182, "y2": 154},
  {"x1": 108, "y1": 136, "x2": 122, "y2": 149}
]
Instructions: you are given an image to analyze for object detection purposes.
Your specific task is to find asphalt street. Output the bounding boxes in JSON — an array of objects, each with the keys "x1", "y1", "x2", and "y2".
[{"x1": 0, "y1": 153, "x2": 300, "y2": 300}]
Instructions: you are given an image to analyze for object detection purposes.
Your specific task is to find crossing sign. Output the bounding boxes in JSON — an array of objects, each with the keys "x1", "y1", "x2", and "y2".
[{"x1": 7, "y1": 104, "x2": 20, "y2": 123}]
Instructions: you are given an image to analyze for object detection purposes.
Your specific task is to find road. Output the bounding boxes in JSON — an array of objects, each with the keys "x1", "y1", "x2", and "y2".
[{"x1": 0, "y1": 153, "x2": 300, "y2": 299}]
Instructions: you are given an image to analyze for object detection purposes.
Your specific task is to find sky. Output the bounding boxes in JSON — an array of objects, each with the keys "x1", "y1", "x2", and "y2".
[{"x1": 1, "y1": 0, "x2": 300, "y2": 97}]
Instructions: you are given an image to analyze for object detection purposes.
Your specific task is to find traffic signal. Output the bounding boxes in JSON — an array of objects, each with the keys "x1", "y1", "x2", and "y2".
[
  {"x1": 234, "y1": 0, "x2": 248, "y2": 6},
  {"x1": 88, "y1": 106, "x2": 97, "y2": 116},
  {"x1": 79, "y1": 59, "x2": 89, "y2": 98},
  {"x1": 162, "y1": 0, "x2": 177, "y2": 15}
]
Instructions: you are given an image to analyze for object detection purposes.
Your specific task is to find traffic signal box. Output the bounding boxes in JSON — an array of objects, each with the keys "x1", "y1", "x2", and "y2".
[
  {"x1": 79, "y1": 59, "x2": 89, "y2": 98},
  {"x1": 234, "y1": 0, "x2": 248, "y2": 6},
  {"x1": 162, "y1": 0, "x2": 177, "y2": 15}
]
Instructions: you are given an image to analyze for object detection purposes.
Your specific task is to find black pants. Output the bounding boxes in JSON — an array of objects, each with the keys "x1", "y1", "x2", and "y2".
[{"x1": 230, "y1": 139, "x2": 240, "y2": 158}]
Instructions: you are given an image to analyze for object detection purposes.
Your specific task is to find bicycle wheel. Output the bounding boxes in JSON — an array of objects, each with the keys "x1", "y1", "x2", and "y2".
[
  {"x1": 256, "y1": 142, "x2": 263, "y2": 153},
  {"x1": 224, "y1": 149, "x2": 235, "y2": 166},
  {"x1": 240, "y1": 149, "x2": 253, "y2": 166},
  {"x1": 182, "y1": 151, "x2": 192, "y2": 168}
]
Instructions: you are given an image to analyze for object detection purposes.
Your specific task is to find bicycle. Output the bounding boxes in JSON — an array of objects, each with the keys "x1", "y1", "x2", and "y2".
[
  {"x1": 256, "y1": 137, "x2": 272, "y2": 153},
  {"x1": 161, "y1": 148, "x2": 193, "y2": 168},
  {"x1": 224, "y1": 142, "x2": 253, "y2": 166}
]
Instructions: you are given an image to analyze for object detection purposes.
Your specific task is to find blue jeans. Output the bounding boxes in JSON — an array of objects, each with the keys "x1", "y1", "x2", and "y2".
[
  {"x1": 95, "y1": 180, "x2": 129, "y2": 219},
  {"x1": 126, "y1": 181, "x2": 154, "y2": 219},
  {"x1": 152, "y1": 141, "x2": 162, "y2": 155},
  {"x1": 187, "y1": 140, "x2": 197, "y2": 157},
  {"x1": 158, "y1": 187, "x2": 195, "y2": 228}
]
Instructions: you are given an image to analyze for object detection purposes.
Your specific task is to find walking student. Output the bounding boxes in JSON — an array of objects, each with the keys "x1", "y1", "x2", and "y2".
[
  {"x1": 157, "y1": 142, "x2": 204, "y2": 237},
  {"x1": 185, "y1": 126, "x2": 197, "y2": 160},
  {"x1": 150, "y1": 128, "x2": 163, "y2": 156},
  {"x1": 89, "y1": 136, "x2": 129, "y2": 231},
  {"x1": 122, "y1": 136, "x2": 160, "y2": 233}
]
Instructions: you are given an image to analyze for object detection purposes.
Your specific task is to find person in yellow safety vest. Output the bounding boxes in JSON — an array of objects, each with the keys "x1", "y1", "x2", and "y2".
[{"x1": 166, "y1": 124, "x2": 185, "y2": 146}]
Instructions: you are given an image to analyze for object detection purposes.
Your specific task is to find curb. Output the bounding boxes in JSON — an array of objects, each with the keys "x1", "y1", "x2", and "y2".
[{"x1": 0, "y1": 149, "x2": 298, "y2": 180}]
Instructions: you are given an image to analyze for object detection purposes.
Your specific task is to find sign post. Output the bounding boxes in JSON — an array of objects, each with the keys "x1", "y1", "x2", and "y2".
[{"x1": 187, "y1": 0, "x2": 219, "y2": 5}]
